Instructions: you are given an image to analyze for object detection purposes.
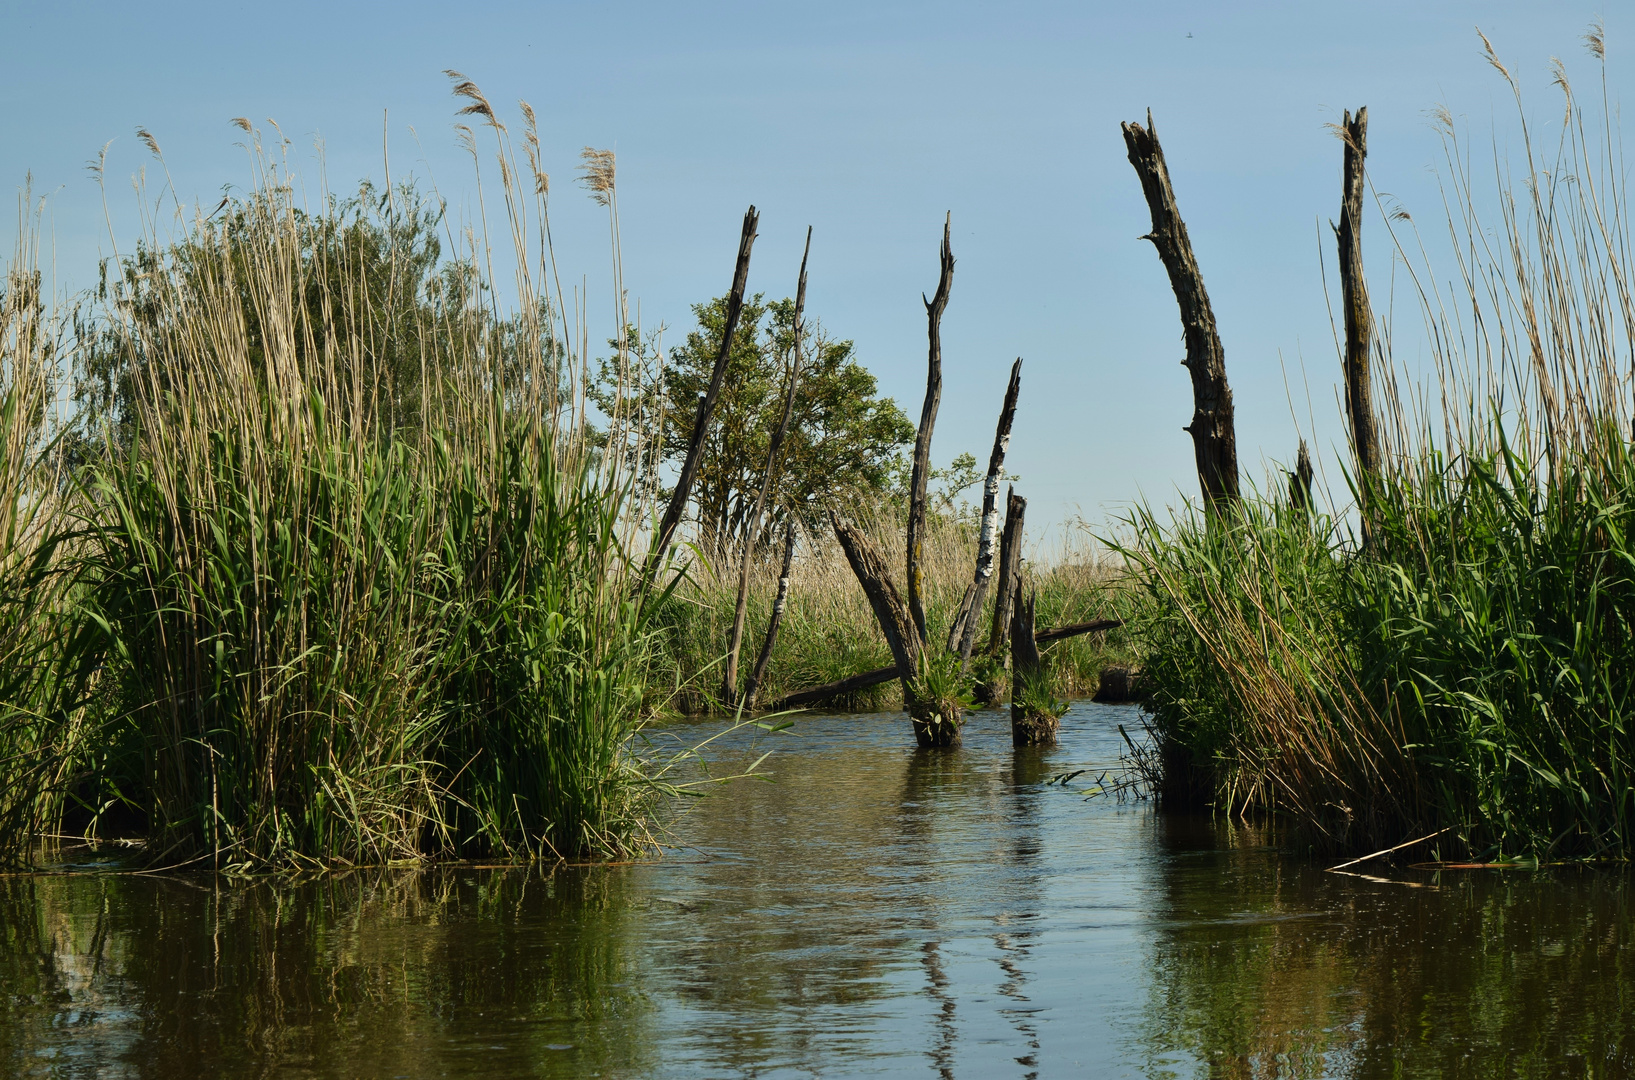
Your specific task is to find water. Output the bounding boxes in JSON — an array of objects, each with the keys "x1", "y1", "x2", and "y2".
[{"x1": 5, "y1": 703, "x2": 1634, "y2": 1078}]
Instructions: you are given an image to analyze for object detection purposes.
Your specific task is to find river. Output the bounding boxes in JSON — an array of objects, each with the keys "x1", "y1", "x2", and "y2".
[{"x1": 4, "y1": 702, "x2": 1632, "y2": 1077}]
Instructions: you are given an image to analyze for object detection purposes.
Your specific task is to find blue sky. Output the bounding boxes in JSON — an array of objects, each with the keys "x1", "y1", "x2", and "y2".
[{"x1": 2, "y1": 1, "x2": 1624, "y2": 542}]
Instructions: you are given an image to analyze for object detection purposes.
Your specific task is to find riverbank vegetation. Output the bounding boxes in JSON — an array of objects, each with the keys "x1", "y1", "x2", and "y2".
[
  {"x1": 0, "y1": 82, "x2": 1124, "y2": 869},
  {"x1": 0, "y1": 98, "x2": 696, "y2": 870},
  {"x1": 1125, "y1": 35, "x2": 1635, "y2": 860}
]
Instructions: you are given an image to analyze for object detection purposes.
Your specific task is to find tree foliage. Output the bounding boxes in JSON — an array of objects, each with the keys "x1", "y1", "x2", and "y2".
[{"x1": 593, "y1": 293, "x2": 914, "y2": 555}]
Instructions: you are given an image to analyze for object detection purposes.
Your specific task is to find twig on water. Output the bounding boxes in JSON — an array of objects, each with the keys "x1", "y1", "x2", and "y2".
[{"x1": 1326, "y1": 826, "x2": 1451, "y2": 872}]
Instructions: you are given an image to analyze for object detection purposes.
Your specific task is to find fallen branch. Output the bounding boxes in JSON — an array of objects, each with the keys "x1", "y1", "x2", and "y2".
[
  {"x1": 1033, "y1": 618, "x2": 1123, "y2": 645},
  {"x1": 771, "y1": 617, "x2": 1123, "y2": 710},
  {"x1": 1325, "y1": 827, "x2": 1451, "y2": 872}
]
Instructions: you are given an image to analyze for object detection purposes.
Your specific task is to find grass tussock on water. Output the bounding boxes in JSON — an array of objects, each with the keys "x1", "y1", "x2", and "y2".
[{"x1": 1129, "y1": 49, "x2": 1635, "y2": 860}]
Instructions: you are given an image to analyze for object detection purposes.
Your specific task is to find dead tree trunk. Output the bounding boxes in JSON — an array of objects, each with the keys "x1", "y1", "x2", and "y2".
[
  {"x1": 973, "y1": 489, "x2": 1025, "y2": 705},
  {"x1": 647, "y1": 206, "x2": 759, "y2": 580},
  {"x1": 952, "y1": 358, "x2": 1022, "y2": 668},
  {"x1": 830, "y1": 513, "x2": 920, "y2": 691},
  {"x1": 1289, "y1": 439, "x2": 1314, "y2": 513},
  {"x1": 832, "y1": 512, "x2": 961, "y2": 747},
  {"x1": 743, "y1": 519, "x2": 797, "y2": 711},
  {"x1": 906, "y1": 215, "x2": 954, "y2": 646},
  {"x1": 986, "y1": 490, "x2": 1026, "y2": 658},
  {"x1": 1010, "y1": 588, "x2": 1059, "y2": 746},
  {"x1": 723, "y1": 227, "x2": 810, "y2": 706},
  {"x1": 1121, "y1": 113, "x2": 1239, "y2": 509},
  {"x1": 1337, "y1": 107, "x2": 1378, "y2": 487}
]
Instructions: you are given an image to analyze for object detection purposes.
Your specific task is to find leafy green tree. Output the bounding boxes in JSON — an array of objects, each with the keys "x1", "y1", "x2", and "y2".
[{"x1": 594, "y1": 293, "x2": 913, "y2": 555}]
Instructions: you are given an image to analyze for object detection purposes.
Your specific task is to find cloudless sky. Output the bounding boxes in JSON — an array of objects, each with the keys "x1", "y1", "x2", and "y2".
[{"x1": 2, "y1": 1, "x2": 1625, "y2": 544}]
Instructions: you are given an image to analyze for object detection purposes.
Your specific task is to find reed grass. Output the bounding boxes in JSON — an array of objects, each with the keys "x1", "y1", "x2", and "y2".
[
  {"x1": 1128, "y1": 39, "x2": 1635, "y2": 859},
  {"x1": 0, "y1": 195, "x2": 101, "y2": 866},
  {"x1": 0, "y1": 92, "x2": 687, "y2": 869}
]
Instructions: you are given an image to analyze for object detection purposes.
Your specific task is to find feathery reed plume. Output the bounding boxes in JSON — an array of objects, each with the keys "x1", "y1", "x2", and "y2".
[
  {"x1": 1586, "y1": 17, "x2": 1605, "y2": 61},
  {"x1": 134, "y1": 127, "x2": 162, "y2": 158},
  {"x1": 230, "y1": 117, "x2": 252, "y2": 133},
  {"x1": 1477, "y1": 28, "x2": 1512, "y2": 85},
  {"x1": 444, "y1": 69, "x2": 500, "y2": 128},
  {"x1": 579, "y1": 148, "x2": 616, "y2": 207},
  {"x1": 84, "y1": 141, "x2": 111, "y2": 182}
]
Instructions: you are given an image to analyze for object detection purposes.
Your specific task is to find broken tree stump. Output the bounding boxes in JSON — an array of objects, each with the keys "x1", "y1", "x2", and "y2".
[
  {"x1": 1010, "y1": 588, "x2": 1060, "y2": 746},
  {"x1": 1121, "y1": 112, "x2": 1239, "y2": 510},
  {"x1": 1336, "y1": 107, "x2": 1379, "y2": 489},
  {"x1": 1289, "y1": 439, "x2": 1314, "y2": 514},
  {"x1": 972, "y1": 489, "x2": 1027, "y2": 705},
  {"x1": 830, "y1": 512, "x2": 959, "y2": 747},
  {"x1": 906, "y1": 215, "x2": 954, "y2": 647},
  {"x1": 953, "y1": 358, "x2": 1023, "y2": 669}
]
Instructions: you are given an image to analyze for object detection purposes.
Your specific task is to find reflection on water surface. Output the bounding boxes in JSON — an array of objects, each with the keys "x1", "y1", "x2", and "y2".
[{"x1": 4, "y1": 704, "x2": 1633, "y2": 1077}]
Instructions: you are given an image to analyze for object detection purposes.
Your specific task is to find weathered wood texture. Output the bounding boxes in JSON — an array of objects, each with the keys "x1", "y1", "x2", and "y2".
[
  {"x1": 985, "y1": 489, "x2": 1026, "y2": 657},
  {"x1": 1289, "y1": 439, "x2": 1314, "y2": 513},
  {"x1": 1121, "y1": 113, "x2": 1239, "y2": 508},
  {"x1": 649, "y1": 207, "x2": 759, "y2": 574},
  {"x1": 1010, "y1": 589, "x2": 1042, "y2": 677},
  {"x1": 954, "y1": 358, "x2": 1023, "y2": 667},
  {"x1": 830, "y1": 512, "x2": 921, "y2": 694},
  {"x1": 906, "y1": 215, "x2": 954, "y2": 645},
  {"x1": 773, "y1": 616, "x2": 1120, "y2": 711},
  {"x1": 1009, "y1": 589, "x2": 1058, "y2": 745},
  {"x1": 1033, "y1": 618, "x2": 1123, "y2": 645},
  {"x1": 723, "y1": 226, "x2": 810, "y2": 705},
  {"x1": 743, "y1": 520, "x2": 798, "y2": 711},
  {"x1": 1336, "y1": 107, "x2": 1378, "y2": 485}
]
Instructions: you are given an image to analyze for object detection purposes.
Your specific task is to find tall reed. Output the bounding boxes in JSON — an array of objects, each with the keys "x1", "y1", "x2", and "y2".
[
  {"x1": 0, "y1": 196, "x2": 100, "y2": 865},
  {"x1": 4, "y1": 89, "x2": 677, "y2": 869},
  {"x1": 1129, "y1": 37, "x2": 1635, "y2": 858}
]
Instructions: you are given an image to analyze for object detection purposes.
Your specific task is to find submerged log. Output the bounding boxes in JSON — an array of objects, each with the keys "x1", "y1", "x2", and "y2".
[
  {"x1": 906, "y1": 215, "x2": 954, "y2": 646},
  {"x1": 1121, "y1": 112, "x2": 1239, "y2": 509}
]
